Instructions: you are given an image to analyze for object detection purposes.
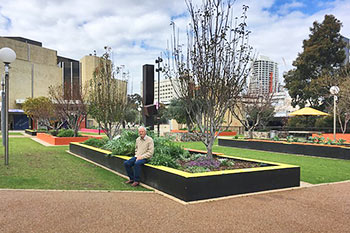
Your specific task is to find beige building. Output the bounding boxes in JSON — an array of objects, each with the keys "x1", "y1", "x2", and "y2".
[
  {"x1": 0, "y1": 37, "x2": 62, "y2": 129},
  {"x1": 80, "y1": 55, "x2": 128, "y2": 128},
  {"x1": 154, "y1": 78, "x2": 178, "y2": 105}
]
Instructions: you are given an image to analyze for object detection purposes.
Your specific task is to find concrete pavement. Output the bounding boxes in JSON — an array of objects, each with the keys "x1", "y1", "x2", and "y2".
[{"x1": 0, "y1": 181, "x2": 349, "y2": 233}]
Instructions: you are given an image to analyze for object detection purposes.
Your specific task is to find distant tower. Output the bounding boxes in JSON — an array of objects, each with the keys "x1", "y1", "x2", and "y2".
[{"x1": 249, "y1": 55, "x2": 279, "y2": 95}]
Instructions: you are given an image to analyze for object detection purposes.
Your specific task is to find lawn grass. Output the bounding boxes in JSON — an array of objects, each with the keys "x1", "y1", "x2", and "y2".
[
  {"x1": 178, "y1": 140, "x2": 350, "y2": 184},
  {"x1": 79, "y1": 131, "x2": 108, "y2": 138},
  {"x1": 0, "y1": 138, "x2": 149, "y2": 191},
  {"x1": 1, "y1": 132, "x2": 24, "y2": 136},
  {"x1": 10, "y1": 132, "x2": 24, "y2": 136}
]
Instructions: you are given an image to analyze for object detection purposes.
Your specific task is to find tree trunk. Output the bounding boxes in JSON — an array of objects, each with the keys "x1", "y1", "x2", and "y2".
[{"x1": 248, "y1": 129, "x2": 253, "y2": 139}]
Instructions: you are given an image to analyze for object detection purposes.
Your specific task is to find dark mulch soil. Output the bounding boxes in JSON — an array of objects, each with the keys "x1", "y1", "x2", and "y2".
[{"x1": 177, "y1": 158, "x2": 263, "y2": 173}]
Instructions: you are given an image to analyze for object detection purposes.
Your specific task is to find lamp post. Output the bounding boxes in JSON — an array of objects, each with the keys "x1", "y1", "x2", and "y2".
[
  {"x1": 330, "y1": 86, "x2": 340, "y2": 141},
  {"x1": 0, "y1": 47, "x2": 16, "y2": 165},
  {"x1": 155, "y1": 57, "x2": 163, "y2": 137},
  {"x1": 137, "y1": 107, "x2": 141, "y2": 126}
]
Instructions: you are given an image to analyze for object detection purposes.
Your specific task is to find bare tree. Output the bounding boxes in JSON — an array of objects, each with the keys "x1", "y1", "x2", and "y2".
[
  {"x1": 88, "y1": 47, "x2": 127, "y2": 140},
  {"x1": 336, "y1": 66, "x2": 350, "y2": 133},
  {"x1": 166, "y1": 0, "x2": 252, "y2": 157},
  {"x1": 48, "y1": 83, "x2": 88, "y2": 137},
  {"x1": 231, "y1": 93, "x2": 274, "y2": 138},
  {"x1": 317, "y1": 65, "x2": 350, "y2": 133}
]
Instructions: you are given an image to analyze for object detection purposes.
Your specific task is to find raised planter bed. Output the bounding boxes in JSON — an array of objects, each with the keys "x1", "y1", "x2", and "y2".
[
  {"x1": 218, "y1": 137, "x2": 350, "y2": 160},
  {"x1": 25, "y1": 129, "x2": 37, "y2": 136},
  {"x1": 69, "y1": 142, "x2": 300, "y2": 202},
  {"x1": 312, "y1": 133, "x2": 350, "y2": 142},
  {"x1": 37, "y1": 133, "x2": 93, "y2": 145}
]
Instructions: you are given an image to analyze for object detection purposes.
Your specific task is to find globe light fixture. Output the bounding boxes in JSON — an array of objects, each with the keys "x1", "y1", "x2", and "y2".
[
  {"x1": 0, "y1": 47, "x2": 16, "y2": 165},
  {"x1": 330, "y1": 86, "x2": 339, "y2": 141}
]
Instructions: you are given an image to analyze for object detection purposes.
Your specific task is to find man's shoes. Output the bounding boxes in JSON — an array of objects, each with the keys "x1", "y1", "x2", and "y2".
[
  {"x1": 125, "y1": 180, "x2": 134, "y2": 184},
  {"x1": 131, "y1": 182, "x2": 140, "y2": 187}
]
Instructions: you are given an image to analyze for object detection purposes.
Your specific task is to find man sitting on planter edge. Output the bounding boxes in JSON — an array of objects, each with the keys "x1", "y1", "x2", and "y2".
[{"x1": 124, "y1": 126, "x2": 154, "y2": 187}]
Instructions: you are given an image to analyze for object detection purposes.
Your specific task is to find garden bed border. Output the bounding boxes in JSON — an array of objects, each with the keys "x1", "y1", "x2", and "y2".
[
  {"x1": 218, "y1": 137, "x2": 350, "y2": 160},
  {"x1": 37, "y1": 133, "x2": 91, "y2": 145},
  {"x1": 25, "y1": 129, "x2": 37, "y2": 136},
  {"x1": 69, "y1": 142, "x2": 300, "y2": 202}
]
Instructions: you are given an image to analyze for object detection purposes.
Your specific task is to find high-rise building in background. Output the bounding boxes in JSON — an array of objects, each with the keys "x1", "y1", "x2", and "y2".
[
  {"x1": 154, "y1": 78, "x2": 177, "y2": 105},
  {"x1": 249, "y1": 55, "x2": 279, "y2": 95}
]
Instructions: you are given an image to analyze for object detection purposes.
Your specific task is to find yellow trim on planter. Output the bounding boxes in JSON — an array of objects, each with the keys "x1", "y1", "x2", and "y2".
[
  {"x1": 70, "y1": 142, "x2": 112, "y2": 155},
  {"x1": 114, "y1": 155, "x2": 297, "y2": 178},
  {"x1": 73, "y1": 142, "x2": 298, "y2": 179}
]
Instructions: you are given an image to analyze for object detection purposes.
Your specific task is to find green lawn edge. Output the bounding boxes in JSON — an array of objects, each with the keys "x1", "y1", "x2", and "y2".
[
  {"x1": 0, "y1": 138, "x2": 149, "y2": 191},
  {"x1": 177, "y1": 141, "x2": 350, "y2": 184}
]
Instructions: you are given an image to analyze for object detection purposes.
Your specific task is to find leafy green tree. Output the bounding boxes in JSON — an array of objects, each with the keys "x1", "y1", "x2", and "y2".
[
  {"x1": 123, "y1": 93, "x2": 142, "y2": 126},
  {"x1": 22, "y1": 96, "x2": 57, "y2": 130},
  {"x1": 154, "y1": 103, "x2": 169, "y2": 125},
  {"x1": 166, "y1": 98, "x2": 194, "y2": 131},
  {"x1": 284, "y1": 14, "x2": 346, "y2": 109}
]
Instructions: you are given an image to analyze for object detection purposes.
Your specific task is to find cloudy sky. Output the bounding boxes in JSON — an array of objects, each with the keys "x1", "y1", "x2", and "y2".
[{"x1": 0, "y1": 0, "x2": 349, "y2": 94}]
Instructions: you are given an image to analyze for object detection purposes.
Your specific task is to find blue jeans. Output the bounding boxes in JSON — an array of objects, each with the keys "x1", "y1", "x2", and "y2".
[{"x1": 123, "y1": 157, "x2": 148, "y2": 182}]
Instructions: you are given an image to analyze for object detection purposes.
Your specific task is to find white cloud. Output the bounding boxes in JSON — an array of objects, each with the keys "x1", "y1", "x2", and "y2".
[{"x1": 0, "y1": 0, "x2": 349, "y2": 93}]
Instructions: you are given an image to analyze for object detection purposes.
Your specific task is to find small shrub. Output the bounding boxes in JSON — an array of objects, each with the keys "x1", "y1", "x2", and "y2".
[
  {"x1": 103, "y1": 130, "x2": 139, "y2": 156},
  {"x1": 234, "y1": 135, "x2": 239, "y2": 139},
  {"x1": 218, "y1": 158, "x2": 235, "y2": 167},
  {"x1": 56, "y1": 129, "x2": 81, "y2": 137},
  {"x1": 337, "y1": 139, "x2": 346, "y2": 145},
  {"x1": 186, "y1": 166, "x2": 209, "y2": 173},
  {"x1": 185, "y1": 156, "x2": 221, "y2": 170},
  {"x1": 149, "y1": 153, "x2": 180, "y2": 169},
  {"x1": 83, "y1": 138, "x2": 109, "y2": 148},
  {"x1": 286, "y1": 136, "x2": 293, "y2": 142},
  {"x1": 316, "y1": 137, "x2": 324, "y2": 144},
  {"x1": 273, "y1": 136, "x2": 279, "y2": 141}
]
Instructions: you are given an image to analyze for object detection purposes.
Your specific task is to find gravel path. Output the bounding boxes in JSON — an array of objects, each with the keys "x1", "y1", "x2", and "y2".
[{"x1": 1, "y1": 181, "x2": 349, "y2": 233}]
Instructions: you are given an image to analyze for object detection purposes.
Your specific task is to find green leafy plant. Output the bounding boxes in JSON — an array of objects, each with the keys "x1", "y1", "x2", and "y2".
[
  {"x1": 273, "y1": 136, "x2": 280, "y2": 141},
  {"x1": 234, "y1": 135, "x2": 239, "y2": 139},
  {"x1": 56, "y1": 129, "x2": 82, "y2": 137},
  {"x1": 83, "y1": 138, "x2": 109, "y2": 148},
  {"x1": 218, "y1": 158, "x2": 235, "y2": 167},
  {"x1": 185, "y1": 166, "x2": 209, "y2": 173},
  {"x1": 148, "y1": 153, "x2": 180, "y2": 168},
  {"x1": 316, "y1": 137, "x2": 325, "y2": 144},
  {"x1": 337, "y1": 139, "x2": 346, "y2": 145}
]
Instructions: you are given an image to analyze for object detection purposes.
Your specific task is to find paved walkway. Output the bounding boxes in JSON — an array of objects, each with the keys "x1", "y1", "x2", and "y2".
[{"x1": 0, "y1": 181, "x2": 349, "y2": 233}]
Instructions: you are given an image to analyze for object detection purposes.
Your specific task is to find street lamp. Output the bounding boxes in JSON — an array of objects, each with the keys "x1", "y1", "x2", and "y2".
[
  {"x1": 155, "y1": 57, "x2": 163, "y2": 137},
  {"x1": 0, "y1": 47, "x2": 16, "y2": 165},
  {"x1": 330, "y1": 86, "x2": 340, "y2": 141}
]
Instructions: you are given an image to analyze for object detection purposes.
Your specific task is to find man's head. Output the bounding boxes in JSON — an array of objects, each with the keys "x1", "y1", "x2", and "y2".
[{"x1": 138, "y1": 126, "x2": 147, "y2": 139}]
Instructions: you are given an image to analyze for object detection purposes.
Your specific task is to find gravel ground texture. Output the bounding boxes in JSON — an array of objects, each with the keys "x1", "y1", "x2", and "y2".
[{"x1": 0, "y1": 181, "x2": 349, "y2": 233}]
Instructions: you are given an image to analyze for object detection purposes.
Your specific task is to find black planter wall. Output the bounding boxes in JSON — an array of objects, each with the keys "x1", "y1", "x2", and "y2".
[
  {"x1": 218, "y1": 138, "x2": 350, "y2": 160},
  {"x1": 70, "y1": 142, "x2": 300, "y2": 202},
  {"x1": 25, "y1": 129, "x2": 37, "y2": 136}
]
